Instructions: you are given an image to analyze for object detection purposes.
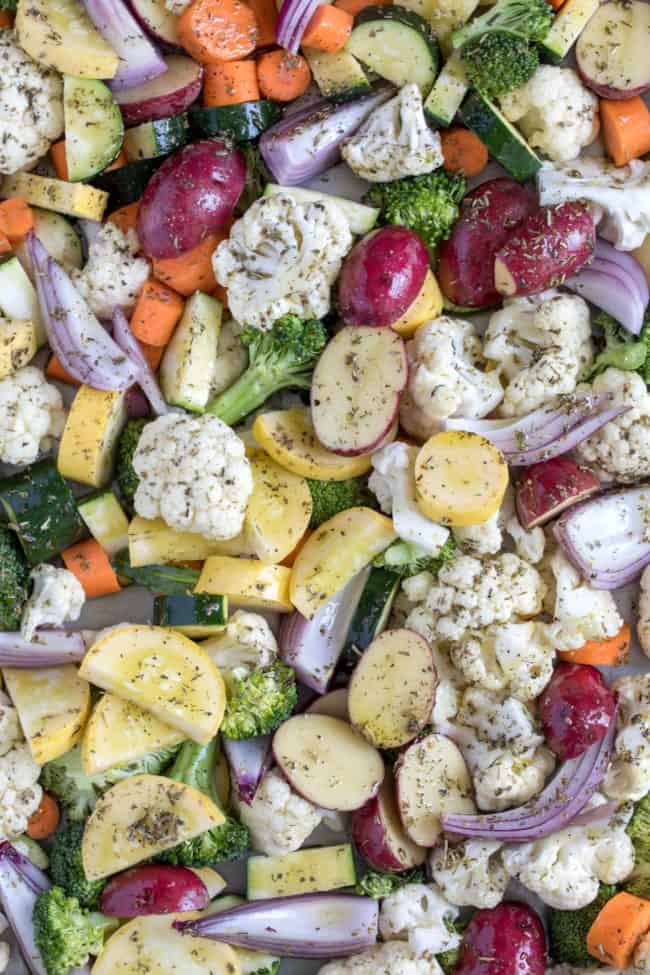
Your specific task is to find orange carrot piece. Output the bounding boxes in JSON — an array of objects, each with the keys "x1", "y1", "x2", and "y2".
[
  {"x1": 247, "y1": 0, "x2": 277, "y2": 46},
  {"x1": 549, "y1": 0, "x2": 565, "y2": 8},
  {"x1": 203, "y1": 59, "x2": 260, "y2": 106},
  {"x1": 177, "y1": 0, "x2": 258, "y2": 63},
  {"x1": 301, "y1": 4, "x2": 352, "y2": 52},
  {"x1": 600, "y1": 96, "x2": 650, "y2": 167},
  {"x1": 0, "y1": 232, "x2": 11, "y2": 255},
  {"x1": 558, "y1": 623, "x2": 631, "y2": 666},
  {"x1": 441, "y1": 127, "x2": 489, "y2": 177},
  {"x1": 153, "y1": 232, "x2": 227, "y2": 296},
  {"x1": 130, "y1": 279, "x2": 185, "y2": 346},
  {"x1": 334, "y1": 0, "x2": 388, "y2": 15},
  {"x1": 50, "y1": 140, "x2": 69, "y2": 181},
  {"x1": 27, "y1": 793, "x2": 60, "y2": 840},
  {"x1": 0, "y1": 198, "x2": 34, "y2": 243},
  {"x1": 0, "y1": 10, "x2": 15, "y2": 26},
  {"x1": 212, "y1": 282, "x2": 228, "y2": 306},
  {"x1": 139, "y1": 341, "x2": 165, "y2": 371},
  {"x1": 257, "y1": 49, "x2": 311, "y2": 101},
  {"x1": 62, "y1": 539, "x2": 122, "y2": 599},
  {"x1": 107, "y1": 201, "x2": 140, "y2": 237},
  {"x1": 587, "y1": 893, "x2": 650, "y2": 969},
  {"x1": 46, "y1": 355, "x2": 81, "y2": 386}
]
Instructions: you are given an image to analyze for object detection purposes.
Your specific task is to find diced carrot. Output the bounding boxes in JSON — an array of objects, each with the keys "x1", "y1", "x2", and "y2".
[
  {"x1": 104, "y1": 148, "x2": 127, "y2": 172},
  {"x1": 46, "y1": 355, "x2": 81, "y2": 386},
  {"x1": 27, "y1": 793, "x2": 60, "y2": 840},
  {"x1": 280, "y1": 529, "x2": 312, "y2": 567},
  {"x1": 549, "y1": 0, "x2": 565, "y2": 8},
  {"x1": 212, "y1": 282, "x2": 228, "y2": 306},
  {"x1": 0, "y1": 10, "x2": 15, "y2": 26},
  {"x1": 0, "y1": 232, "x2": 11, "y2": 255},
  {"x1": 334, "y1": 0, "x2": 388, "y2": 15},
  {"x1": 440, "y1": 127, "x2": 489, "y2": 177},
  {"x1": 50, "y1": 140, "x2": 69, "y2": 181},
  {"x1": 153, "y1": 232, "x2": 227, "y2": 296},
  {"x1": 130, "y1": 279, "x2": 185, "y2": 346},
  {"x1": 558, "y1": 623, "x2": 631, "y2": 666},
  {"x1": 600, "y1": 96, "x2": 650, "y2": 167},
  {"x1": 203, "y1": 59, "x2": 260, "y2": 106},
  {"x1": 247, "y1": 0, "x2": 277, "y2": 46},
  {"x1": 177, "y1": 0, "x2": 258, "y2": 63},
  {"x1": 139, "y1": 341, "x2": 165, "y2": 371},
  {"x1": 0, "y1": 199, "x2": 34, "y2": 243},
  {"x1": 61, "y1": 538, "x2": 122, "y2": 599},
  {"x1": 301, "y1": 4, "x2": 352, "y2": 52},
  {"x1": 107, "y1": 201, "x2": 140, "y2": 237},
  {"x1": 257, "y1": 49, "x2": 311, "y2": 101},
  {"x1": 587, "y1": 892, "x2": 650, "y2": 969}
]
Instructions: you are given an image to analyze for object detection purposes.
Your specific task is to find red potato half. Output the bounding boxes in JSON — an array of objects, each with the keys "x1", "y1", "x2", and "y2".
[
  {"x1": 395, "y1": 732, "x2": 475, "y2": 847},
  {"x1": 577, "y1": 1, "x2": 650, "y2": 99},
  {"x1": 129, "y1": 0, "x2": 181, "y2": 48},
  {"x1": 515, "y1": 457, "x2": 600, "y2": 529},
  {"x1": 137, "y1": 139, "x2": 246, "y2": 259},
  {"x1": 311, "y1": 325, "x2": 407, "y2": 456},
  {"x1": 456, "y1": 902, "x2": 547, "y2": 975},
  {"x1": 352, "y1": 775, "x2": 426, "y2": 873},
  {"x1": 273, "y1": 714, "x2": 384, "y2": 811},
  {"x1": 437, "y1": 178, "x2": 537, "y2": 308},
  {"x1": 348, "y1": 629, "x2": 436, "y2": 750},
  {"x1": 307, "y1": 688, "x2": 350, "y2": 721},
  {"x1": 100, "y1": 865, "x2": 209, "y2": 917},
  {"x1": 494, "y1": 202, "x2": 595, "y2": 298},
  {"x1": 115, "y1": 56, "x2": 202, "y2": 124}
]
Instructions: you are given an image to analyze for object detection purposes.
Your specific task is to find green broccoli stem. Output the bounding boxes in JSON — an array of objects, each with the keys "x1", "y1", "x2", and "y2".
[
  {"x1": 206, "y1": 364, "x2": 311, "y2": 427},
  {"x1": 167, "y1": 738, "x2": 223, "y2": 809},
  {"x1": 452, "y1": 0, "x2": 553, "y2": 48}
]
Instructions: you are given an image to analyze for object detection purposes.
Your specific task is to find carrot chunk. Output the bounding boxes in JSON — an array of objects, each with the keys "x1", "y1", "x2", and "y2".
[
  {"x1": 558, "y1": 623, "x2": 631, "y2": 666},
  {"x1": 587, "y1": 893, "x2": 650, "y2": 969},
  {"x1": 600, "y1": 96, "x2": 650, "y2": 167},
  {"x1": 61, "y1": 539, "x2": 122, "y2": 599},
  {"x1": 129, "y1": 279, "x2": 185, "y2": 346},
  {"x1": 178, "y1": 0, "x2": 258, "y2": 63},
  {"x1": 440, "y1": 127, "x2": 489, "y2": 177},
  {"x1": 301, "y1": 4, "x2": 353, "y2": 51},
  {"x1": 203, "y1": 59, "x2": 260, "y2": 105},
  {"x1": 257, "y1": 49, "x2": 311, "y2": 101}
]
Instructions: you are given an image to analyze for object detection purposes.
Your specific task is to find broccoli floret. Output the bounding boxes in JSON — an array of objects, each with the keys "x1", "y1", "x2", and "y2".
[
  {"x1": 452, "y1": 0, "x2": 554, "y2": 48},
  {"x1": 112, "y1": 550, "x2": 201, "y2": 595},
  {"x1": 207, "y1": 315, "x2": 328, "y2": 427},
  {"x1": 160, "y1": 738, "x2": 249, "y2": 866},
  {"x1": 437, "y1": 918, "x2": 467, "y2": 975},
  {"x1": 252, "y1": 964, "x2": 280, "y2": 975},
  {"x1": 116, "y1": 418, "x2": 148, "y2": 506},
  {"x1": 461, "y1": 31, "x2": 539, "y2": 99},
  {"x1": 33, "y1": 887, "x2": 117, "y2": 975},
  {"x1": 355, "y1": 866, "x2": 425, "y2": 898},
  {"x1": 49, "y1": 822, "x2": 106, "y2": 909},
  {"x1": 0, "y1": 0, "x2": 17, "y2": 11},
  {"x1": 0, "y1": 524, "x2": 29, "y2": 630},
  {"x1": 374, "y1": 537, "x2": 456, "y2": 578},
  {"x1": 583, "y1": 313, "x2": 650, "y2": 382},
  {"x1": 307, "y1": 477, "x2": 376, "y2": 528},
  {"x1": 364, "y1": 170, "x2": 466, "y2": 255},
  {"x1": 549, "y1": 884, "x2": 618, "y2": 966},
  {"x1": 625, "y1": 792, "x2": 650, "y2": 898},
  {"x1": 221, "y1": 661, "x2": 297, "y2": 740}
]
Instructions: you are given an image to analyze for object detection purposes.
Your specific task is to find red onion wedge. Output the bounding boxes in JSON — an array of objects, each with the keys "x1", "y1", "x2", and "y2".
[
  {"x1": 564, "y1": 257, "x2": 646, "y2": 336},
  {"x1": 554, "y1": 485, "x2": 650, "y2": 589},
  {"x1": 175, "y1": 893, "x2": 379, "y2": 958},
  {"x1": 81, "y1": 0, "x2": 167, "y2": 91},
  {"x1": 443, "y1": 394, "x2": 630, "y2": 466},
  {"x1": 28, "y1": 235, "x2": 140, "y2": 392},
  {"x1": 222, "y1": 735, "x2": 273, "y2": 805},
  {"x1": 112, "y1": 309, "x2": 169, "y2": 415},
  {"x1": 280, "y1": 568, "x2": 370, "y2": 694},
  {"x1": 277, "y1": 0, "x2": 319, "y2": 52},
  {"x1": 595, "y1": 238, "x2": 650, "y2": 313},
  {"x1": 124, "y1": 386, "x2": 152, "y2": 418},
  {"x1": 0, "y1": 630, "x2": 86, "y2": 667}
]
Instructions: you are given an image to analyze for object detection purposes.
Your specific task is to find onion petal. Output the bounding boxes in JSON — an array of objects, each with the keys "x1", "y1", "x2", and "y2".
[
  {"x1": 0, "y1": 631, "x2": 86, "y2": 667},
  {"x1": 112, "y1": 308, "x2": 170, "y2": 415},
  {"x1": 0, "y1": 843, "x2": 52, "y2": 975},
  {"x1": 276, "y1": 0, "x2": 319, "y2": 51},
  {"x1": 81, "y1": 0, "x2": 167, "y2": 91},
  {"x1": 222, "y1": 735, "x2": 273, "y2": 805},
  {"x1": 564, "y1": 259, "x2": 645, "y2": 336},
  {"x1": 595, "y1": 238, "x2": 650, "y2": 313}
]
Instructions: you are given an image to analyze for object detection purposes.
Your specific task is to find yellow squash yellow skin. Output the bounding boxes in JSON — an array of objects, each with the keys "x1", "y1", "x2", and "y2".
[
  {"x1": 82, "y1": 694, "x2": 185, "y2": 776},
  {"x1": 57, "y1": 386, "x2": 126, "y2": 488},
  {"x1": 2, "y1": 666, "x2": 90, "y2": 764},
  {"x1": 196, "y1": 557, "x2": 293, "y2": 613},
  {"x1": 1, "y1": 173, "x2": 109, "y2": 221},
  {"x1": 0, "y1": 320, "x2": 37, "y2": 379},
  {"x1": 244, "y1": 450, "x2": 313, "y2": 563},
  {"x1": 253, "y1": 407, "x2": 373, "y2": 480},
  {"x1": 16, "y1": 0, "x2": 119, "y2": 79},
  {"x1": 128, "y1": 515, "x2": 252, "y2": 567}
]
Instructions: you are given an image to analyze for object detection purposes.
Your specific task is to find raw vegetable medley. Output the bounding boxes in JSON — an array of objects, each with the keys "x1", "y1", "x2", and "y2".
[{"x1": 0, "y1": 0, "x2": 649, "y2": 972}]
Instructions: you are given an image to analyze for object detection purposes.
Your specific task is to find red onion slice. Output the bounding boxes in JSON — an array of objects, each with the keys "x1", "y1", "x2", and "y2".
[
  {"x1": 0, "y1": 631, "x2": 86, "y2": 667},
  {"x1": 595, "y1": 238, "x2": 650, "y2": 312},
  {"x1": 81, "y1": 0, "x2": 167, "y2": 91},
  {"x1": 277, "y1": 0, "x2": 319, "y2": 51},
  {"x1": 222, "y1": 735, "x2": 273, "y2": 805},
  {"x1": 564, "y1": 259, "x2": 646, "y2": 336},
  {"x1": 112, "y1": 308, "x2": 170, "y2": 415}
]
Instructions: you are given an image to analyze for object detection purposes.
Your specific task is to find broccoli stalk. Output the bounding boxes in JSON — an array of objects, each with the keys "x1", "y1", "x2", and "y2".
[
  {"x1": 584, "y1": 313, "x2": 650, "y2": 382},
  {"x1": 374, "y1": 537, "x2": 456, "y2": 578},
  {"x1": 0, "y1": 524, "x2": 29, "y2": 630},
  {"x1": 236, "y1": 145, "x2": 273, "y2": 216},
  {"x1": 307, "y1": 477, "x2": 376, "y2": 528},
  {"x1": 160, "y1": 738, "x2": 249, "y2": 866},
  {"x1": 452, "y1": 0, "x2": 554, "y2": 49},
  {"x1": 549, "y1": 884, "x2": 618, "y2": 966},
  {"x1": 221, "y1": 661, "x2": 297, "y2": 739},
  {"x1": 112, "y1": 550, "x2": 201, "y2": 595},
  {"x1": 116, "y1": 418, "x2": 149, "y2": 506},
  {"x1": 33, "y1": 887, "x2": 118, "y2": 975},
  {"x1": 206, "y1": 315, "x2": 328, "y2": 427},
  {"x1": 460, "y1": 31, "x2": 540, "y2": 99},
  {"x1": 363, "y1": 171, "x2": 466, "y2": 256},
  {"x1": 626, "y1": 792, "x2": 650, "y2": 899},
  {"x1": 355, "y1": 866, "x2": 425, "y2": 898},
  {"x1": 49, "y1": 822, "x2": 106, "y2": 909}
]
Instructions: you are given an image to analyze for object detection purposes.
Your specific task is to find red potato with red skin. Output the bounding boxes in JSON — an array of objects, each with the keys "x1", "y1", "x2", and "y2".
[
  {"x1": 115, "y1": 56, "x2": 203, "y2": 125},
  {"x1": 337, "y1": 226, "x2": 429, "y2": 327},
  {"x1": 100, "y1": 865, "x2": 209, "y2": 917},
  {"x1": 494, "y1": 202, "x2": 596, "y2": 298},
  {"x1": 516, "y1": 458, "x2": 600, "y2": 529},
  {"x1": 455, "y1": 902, "x2": 547, "y2": 975},
  {"x1": 576, "y1": 1, "x2": 650, "y2": 99},
  {"x1": 352, "y1": 775, "x2": 426, "y2": 873},
  {"x1": 539, "y1": 662, "x2": 616, "y2": 761},
  {"x1": 137, "y1": 139, "x2": 246, "y2": 259},
  {"x1": 437, "y1": 178, "x2": 537, "y2": 308}
]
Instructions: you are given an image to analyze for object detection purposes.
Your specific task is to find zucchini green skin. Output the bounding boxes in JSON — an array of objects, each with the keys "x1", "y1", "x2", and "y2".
[
  {"x1": 123, "y1": 114, "x2": 190, "y2": 162},
  {"x1": 189, "y1": 101, "x2": 281, "y2": 143},
  {"x1": 349, "y1": 4, "x2": 440, "y2": 93},
  {"x1": 459, "y1": 91, "x2": 542, "y2": 183},
  {"x1": 0, "y1": 460, "x2": 87, "y2": 564},
  {"x1": 91, "y1": 157, "x2": 167, "y2": 209},
  {"x1": 340, "y1": 567, "x2": 399, "y2": 673},
  {"x1": 153, "y1": 593, "x2": 228, "y2": 628}
]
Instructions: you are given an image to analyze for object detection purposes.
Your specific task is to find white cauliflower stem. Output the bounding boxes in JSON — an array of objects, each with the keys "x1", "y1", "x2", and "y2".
[
  {"x1": 430, "y1": 839, "x2": 510, "y2": 909},
  {"x1": 342, "y1": 83, "x2": 443, "y2": 183},
  {"x1": 603, "y1": 674, "x2": 650, "y2": 802},
  {"x1": 20, "y1": 564, "x2": 85, "y2": 642},
  {"x1": 543, "y1": 547, "x2": 623, "y2": 652},
  {"x1": 453, "y1": 486, "x2": 545, "y2": 564},
  {"x1": 450, "y1": 620, "x2": 555, "y2": 702},
  {"x1": 72, "y1": 223, "x2": 150, "y2": 320},
  {"x1": 0, "y1": 700, "x2": 42, "y2": 841},
  {"x1": 574, "y1": 368, "x2": 650, "y2": 482},
  {"x1": 233, "y1": 768, "x2": 323, "y2": 855},
  {"x1": 133, "y1": 413, "x2": 253, "y2": 541},
  {"x1": 201, "y1": 610, "x2": 277, "y2": 675},
  {"x1": 0, "y1": 366, "x2": 66, "y2": 466},
  {"x1": 213, "y1": 193, "x2": 352, "y2": 331},
  {"x1": 319, "y1": 941, "x2": 443, "y2": 975},
  {"x1": 379, "y1": 883, "x2": 461, "y2": 956}
]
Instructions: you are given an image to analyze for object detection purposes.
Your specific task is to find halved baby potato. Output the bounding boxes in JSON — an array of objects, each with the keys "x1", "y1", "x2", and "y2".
[
  {"x1": 3, "y1": 665, "x2": 90, "y2": 764},
  {"x1": 82, "y1": 693, "x2": 185, "y2": 775}
]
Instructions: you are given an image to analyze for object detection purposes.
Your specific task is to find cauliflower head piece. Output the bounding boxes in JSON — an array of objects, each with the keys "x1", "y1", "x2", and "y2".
[
  {"x1": 318, "y1": 941, "x2": 444, "y2": 975},
  {"x1": 430, "y1": 839, "x2": 510, "y2": 909},
  {"x1": 71, "y1": 223, "x2": 150, "y2": 320},
  {"x1": 342, "y1": 83, "x2": 443, "y2": 183},
  {"x1": 0, "y1": 701, "x2": 42, "y2": 840},
  {"x1": 603, "y1": 674, "x2": 650, "y2": 802},
  {"x1": 0, "y1": 366, "x2": 66, "y2": 466},
  {"x1": 483, "y1": 291, "x2": 593, "y2": 417},
  {"x1": 379, "y1": 883, "x2": 461, "y2": 956},
  {"x1": 213, "y1": 193, "x2": 352, "y2": 331},
  {"x1": 574, "y1": 368, "x2": 650, "y2": 482},
  {"x1": 20, "y1": 564, "x2": 85, "y2": 642},
  {"x1": 453, "y1": 486, "x2": 545, "y2": 564},
  {"x1": 233, "y1": 768, "x2": 323, "y2": 856},
  {"x1": 450, "y1": 620, "x2": 555, "y2": 702},
  {"x1": 542, "y1": 547, "x2": 623, "y2": 652},
  {"x1": 132, "y1": 413, "x2": 253, "y2": 541},
  {"x1": 406, "y1": 604, "x2": 464, "y2": 731},
  {"x1": 201, "y1": 610, "x2": 277, "y2": 675},
  {"x1": 400, "y1": 316, "x2": 504, "y2": 440}
]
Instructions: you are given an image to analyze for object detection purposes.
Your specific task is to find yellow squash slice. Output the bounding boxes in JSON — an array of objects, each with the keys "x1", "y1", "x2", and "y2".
[
  {"x1": 3, "y1": 666, "x2": 90, "y2": 764},
  {"x1": 16, "y1": 0, "x2": 119, "y2": 78},
  {"x1": 82, "y1": 694, "x2": 186, "y2": 775},
  {"x1": 128, "y1": 516, "x2": 252, "y2": 567},
  {"x1": 1, "y1": 173, "x2": 108, "y2": 221},
  {"x1": 57, "y1": 386, "x2": 126, "y2": 488},
  {"x1": 0, "y1": 320, "x2": 37, "y2": 379},
  {"x1": 196, "y1": 557, "x2": 293, "y2": 613},
  {"x1": 244, "y1": 451, "x2": 312, "y2": 563}
]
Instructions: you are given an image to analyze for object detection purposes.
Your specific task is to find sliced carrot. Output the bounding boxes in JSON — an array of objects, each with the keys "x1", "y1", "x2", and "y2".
[
  {"x1": 50, "y1": 139, "x2": 69, "y2": 181},
  {"x1": 587, "y1": 892, "x2": 650, "y2": 968},
  {"x1": 0, "y1": 199, "x2": 34, "y2": 243},
  {"x1": 558, "y1": 623, "x2": 631, "y2": 666},
  {"x1": 247, "y1": 0, "x2": 276, "y2": 46},
  {"x1": 549, "y1": 0, "x2": 566, "y2": 8},
  {"x1": 46, "y1": 355, "x2": 81, "y2": 386},
  {"x1": 600, "y1": 96, "x2": 650, "y2": 167},
  {"x1": 107, "y1": 201, "x2": 140, "y2": 236},
  {"x1": 0, "y1": 10, "x2": 15, "y2": 26},
  {"x1": 62, "y1": 538, "x2": 122, "y2": 599},
  {"x1": 441, "y1": 127, "x2": 489, "y2": 177},
  {"x1": 334, "y1": 0, "x2": 388, "y2": 15},
  {"x1": 27, "y1": 792, "x2": 60, "y2": 840},
  {"x1": 301, "y1": 4, "x2": 352, "y2": 52},
  {"x1": 139, "y1": 341, "x2": 165, "y2": 371},
  {"x1": 104, "y1": 148, "x2": 127, "y2": 172},
  {"x1": 257, "y1": 49, "x2": 311, "y2": 101},
  {"x1": 177, "y1": 0, "x2": 258, "y2": 63},
  {"x1": 203, "y1": 59, "x2": 260, "y2": 106},
  {"x1": 153, "y1": 232, "x2": 227, "y2": 296},
  {"x1": 0, "y1": 232, "x2": 11, "y2": 255},
  {"x1": 213, "y1": 282, "x2": 228, "y2": 306},
  {"x1": 129, "y1": 279, "x2": 185, "y2": 346}
]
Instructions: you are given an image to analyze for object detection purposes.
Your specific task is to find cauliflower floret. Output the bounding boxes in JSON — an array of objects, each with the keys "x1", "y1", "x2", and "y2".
[
  {"x1": 452, "y1": 511, "x2": 503, "y2": 557},
  {"x1": 0, "y1": 704, "x2": 21, "y2": 757},
  {"x1": 72, "y1": 223, "x2": 150, "y2": 320},
  {"x1": 20, "y1": 564, "x2": 85, "y2": 642},
  {"x1": 342, "y1": 84, "x2": 443, "y2": 183},
  {"x1": 379, "y1": 883, "x2": 461, "y2": 956},
  {"x1": 450, "y1": 620, "x2": 555, "y2": 702},
  {"x1": 0, "y1": 32, "x2": 64, "y2": 175},
  {"x1": 0, "y1": 366, "x2": 66, "y2": 467},
  {"x1": 500, "y1": 66, "x2": 598, "y2": 163},
  {"x1": 201, "y1": 610, "x2": 277, "y2": 675},
  {"x1": 638, "y1": 565, "x2": 650, "y2": 658},
  {"x1": 483, "y1": 291, "x2": 593, "y2": 417},
  {"x1": 400, "y1": 316, "x2": 504, "y2": 441},
  {"x1": 453, "y1": 487, "x2": 545, "y2": 563},
  {"x1": 133, "y1": 413, "x2": 253, "y2": 541},
  {"x1": 210, "y1": 318, "x2": 248, "y2": 398},
  {"x1": 233, "y1": 768, "x2": 322, "y2": 855},
  {"x1": 0, "y1": 701, "x2": 42, "y2": 841},
  {"x1": 542, "y1": 547, "x2": 623, "y2": 652},
  {"x1": 603, "y1": 674, "x2": 650, "y2": 802},
  {"x1": 502, "y1": 802, "x2": 635, "y2": 909},
  {"x1": 213, "y1": 193, "x2": 352, "y2": 332},
  {"x1": 369, "y1": 442, "x2": 450, "y2": 555},
  {"x1": 406, "y1": 605, "x2": 464, "y2": 730},
  {"x1": 574, "y1": 368, "x2": 650, "y2": 482},
  {"x1": 319, "y1": 941, "x2": 444, "y2": 975},
  {"x1": 430, "y1": 839, "x2": 510, "y2": 909}
]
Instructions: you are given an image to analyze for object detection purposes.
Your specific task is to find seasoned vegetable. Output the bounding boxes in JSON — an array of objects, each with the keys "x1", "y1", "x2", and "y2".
[
  {"x1": 0, "y1": 525, "x2": 29, "y2": 631},
  {"x1": 116, "y1": 418, "x2": 149, "y2": 505},
  {"x1": 49, "y1": 821, "x2": 106, "y2": 909},
  {"x1": 363, "y1": 170, "x2": 466, "y2": 255},
  {"x1": 221, "y1": 662, "x2": 297, "y2": 740},
  {"x1": 374, "y1": 537, "x2": 456, "y2": 578},
  {"x1": 549, "y1": 884, "x2": 618, "y2": 966},
  {"x1": 33, "y1": 886, "x2": 117, "y2": 975},
  {"x1": 461, "y1": 31, "x2": 539, "y2": 99},
  {"x1": 307, "y1": 477, "x2": 375, "y2": 528}
]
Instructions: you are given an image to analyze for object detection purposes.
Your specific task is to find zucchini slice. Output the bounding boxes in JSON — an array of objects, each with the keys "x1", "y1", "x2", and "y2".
[
  {"x1": 77, "y1": 490, "x2": 129, "y2": 557},
  {"x1": 347, "y1": 4, "x2": 440, "y2": 95},
  {"x1": 160, "y1": 291, "x2": 222, "y2": 413},
  {"x1": 91, "y1": 157, "x2": 166, "y2": 209},
  {"x1": 189, "y1": 100, "x2": 280, "y2": 142},
  {"x1": 340, "y1": 567, "x2": 400, "y2": 673},
  {"x1": 540, "y1": 0, "x2": 600, "y2": 63},
  {"x1": 153, "y1": 593, "x2": 228, "y2": 638},
  {"x1": 123, "y1": 114, "x2": 190, "y2": 162},
  {"x1": 63, "y1": 76, "x2": 124, "y2": 182},
  {"x1": 459, "y1": 90, "x2": 542, "y2": 183},
  {"x1": 303, "y1": 47, "x2": 370, "y2": 102},
  {"x1": 247, "y1": 844, "x2": 356, "y2": 900},
  {"x1": 424, "y1": 53, "x2": 468, "y2": 127}
]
